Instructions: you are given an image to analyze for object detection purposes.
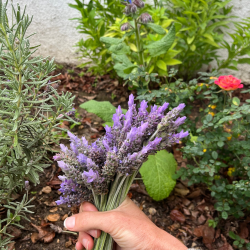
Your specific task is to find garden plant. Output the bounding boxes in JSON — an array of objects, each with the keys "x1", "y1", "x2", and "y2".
[{"x1": 0, "y1": 1, "x2": 75, "y2": 248}]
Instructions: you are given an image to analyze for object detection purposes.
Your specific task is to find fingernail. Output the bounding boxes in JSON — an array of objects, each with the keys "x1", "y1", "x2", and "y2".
[
  {"x1": 88, "y1": 229, "x2": 98, "y2": 238},
  {"x1": 83, "y1": 239, "x2": 89, "y2": 250},
  {"x1": 64, "y1": 217, "x2": 75, "y2": 229}
]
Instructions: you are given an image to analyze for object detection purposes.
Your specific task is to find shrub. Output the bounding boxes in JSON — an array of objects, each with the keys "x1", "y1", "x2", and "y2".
[
  {"x1": 69, "y1": 0, "x2": 124, "y2": 75},
  {"x1": 175, "y1": 75, "x2": 250, "y2": 219},
  {"x1": 0, "y1": 0, "x2": 74, "y2": 245},
  {"x1": 164, "y1": 0, "x2": 233, "y2": 80}
]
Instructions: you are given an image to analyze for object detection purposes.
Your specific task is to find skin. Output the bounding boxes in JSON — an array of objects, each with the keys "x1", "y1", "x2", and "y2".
[{"x1": 64, "y1": 197, "x2": 188, "y2": 250}]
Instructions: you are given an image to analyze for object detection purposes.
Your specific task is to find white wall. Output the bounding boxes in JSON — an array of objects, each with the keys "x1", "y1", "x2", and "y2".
[
  {"x1": 6, "y1": 0, "x2": 250, "y2": 82},
  {"x1": 7, "y1": 0, "x2": 87, "y2": 65}
]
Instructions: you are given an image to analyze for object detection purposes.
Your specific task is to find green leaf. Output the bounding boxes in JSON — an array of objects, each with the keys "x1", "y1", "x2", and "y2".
[
  {"x1": 238, "y1": 58, "x2": 250, "y2": 65},
  {"x1": 156, "y1": 60, "x2": 166, "y2": 71},
  {"x1": 229, "y1": 231, "x2": 236, "y2": 240},
  {"x1": 212, "y1": 151, "x2": 218, "y2": 160},
  {"x1": 206, "y1": 114, "x2": 213, "y2": 122},
  {"x1": 232, "y1": 97, "x2": 240, "y2": 106},
  {"x1": 140, "y1": 150, "x2": 177, "y2": 201},
  {"x1": 222, "y1": 211, "x2": 228, "y2": 219},
  {"x1": 164, "y1": 58, "x2": 182, "y2": 65},
  {"x1": 145, "y1": 23, "x2": 175, "y2": 57},
  {"x1": 100, "y1": 36, "x2": 122, "y2": 45},
  {"x1": 187, "y1": 36, "x2": 195, "y2": 44},
  {"x1": 217, "y1": 141, "x2": 224, "y2": 147},
  {"x1": 146, "y1": 23, "x2": 166, "y2": 35},
  {"x1": 80, "y1": 100, "x2": 126, "y2": 124},
  {"x1": 190, "y1": 133, "x2": 198, "y2": 143}
]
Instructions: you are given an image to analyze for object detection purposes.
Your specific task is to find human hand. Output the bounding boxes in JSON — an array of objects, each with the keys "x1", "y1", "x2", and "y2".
[{"x1": 64, "y1": 197, "x2": 187, "y2": 250}]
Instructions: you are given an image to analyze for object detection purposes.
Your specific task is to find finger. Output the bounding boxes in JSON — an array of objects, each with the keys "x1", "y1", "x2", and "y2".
[
  {"x1": 64, "y1": 210, "x2": 115, "y2": 234},
  {"x1": 80, "y1": 202, "x2": 98, "y2": 213},
  {"x1": 76, "y1": 231, "x2": 94, "y2": 250},
  {"x1": 79, "y1": 202, "x2": 101, "y2": 238}
]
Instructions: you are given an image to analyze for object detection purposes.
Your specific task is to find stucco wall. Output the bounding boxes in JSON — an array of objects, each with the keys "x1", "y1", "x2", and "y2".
[{"x1": 6, "y1": 0, "x2": 250, "y2": 82}]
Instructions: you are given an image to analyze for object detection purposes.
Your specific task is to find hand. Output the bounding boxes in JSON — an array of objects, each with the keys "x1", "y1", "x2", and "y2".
[{"x1": 64, "y1": 197, "x2": 187, "y2": 250}]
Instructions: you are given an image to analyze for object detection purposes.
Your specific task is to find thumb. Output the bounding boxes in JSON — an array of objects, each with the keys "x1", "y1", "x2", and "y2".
[{"x1": 64, "y1": 210, "x2": 116, "y2": 235}]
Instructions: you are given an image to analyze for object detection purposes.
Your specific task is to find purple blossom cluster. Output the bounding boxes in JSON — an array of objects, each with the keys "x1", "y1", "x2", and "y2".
[{"x1": 54, "y1": 95, "x2": 188, "y2": 206}]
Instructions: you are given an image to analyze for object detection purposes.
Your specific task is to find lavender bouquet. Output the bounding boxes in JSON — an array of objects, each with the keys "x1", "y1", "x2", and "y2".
[{"x1": 54, "y1": 94, "x2": 188, "y2": 249}]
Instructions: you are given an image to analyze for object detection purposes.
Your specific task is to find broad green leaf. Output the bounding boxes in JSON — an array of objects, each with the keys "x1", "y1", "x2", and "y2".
[
  {"x1": 109, "y1": 43, "x2": 130, "y2": 55},
  {"x1": 156, "y1": 60, "x2": 166, "y2": 71},
  {"x1": 80, "y1": 100, "x2": 126, "y2": 124},
  {"x1": 232, "y1": 97, "x2": 240, "y2": 106},
  {"x1": 145, "y1": 23, "x2": 175, "y2": 57},
  {"x1": 146, "y1": 23, "x2": 166, "y2": 35},
  {"x1": 123, "y1": 65, "x2": 137, "y2": 74},
  {"x1": 165, "y1": 58, "x2": 182, "y2": 65},
  {"x1": 140, "y1": 150, "x2": 177, "y2": 201},
  {"x1": 100, "y1": 36, "x2": 122, "y2": 45}
]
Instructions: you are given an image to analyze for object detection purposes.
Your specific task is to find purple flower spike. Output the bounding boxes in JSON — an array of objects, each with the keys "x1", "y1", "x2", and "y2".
[
  {"x1": 174, "y1": 116, "x2": 186, "y2": 126},
  {"x1": 83, "y1": 169, "x2": 99, "y2": 183},
  {"x1": 67, "y1": 131, "x2": 80, "y2": 144},
  {"x1": 70, "y1": 142, "x2": 79, "y2": 155},
  {"x1": 128, "y1": 94, "x2": 134, "y2": 107},
  {"x1": 60, "y1": 144, "x2": 68, "y2": 153},
  {"x1": 53, "y1": 154, "x2": 61, "y2": 161},
  {"x1": 77, "y1": 153, "x2": 87, "y2": 164},
  {"x1": 58, "y1": 161, "x2": 69, "y2": 171},
  {"x1": 178, "y1": 130, "x2": 189, "y2": 138}
]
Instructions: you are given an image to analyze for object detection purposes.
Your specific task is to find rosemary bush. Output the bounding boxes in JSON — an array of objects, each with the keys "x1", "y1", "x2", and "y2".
[{"x1": 0, "y1": 0, "x2": 74, "y2": 208}]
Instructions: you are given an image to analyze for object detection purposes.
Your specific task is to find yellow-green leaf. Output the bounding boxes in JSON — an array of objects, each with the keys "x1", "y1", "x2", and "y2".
[
  {"x1": 156, "y1": 60, "x2": 167, "y2": 71},
  {"x1": 190, "y1": 44, "x2": 196, "y2": 51},
  {"x1": 161, "y1": 19, "x2": 174, "y2": 28},
  {"x1": 129, "y1": 43, "x2": 138, "y2": 52},
  {"x1": 232, "y1": 97, "x2": 240, "y2": 106},
  {"x1": 187, "y1": 36, "x2": 195, "y2": 44},
  {"x1": 148, "y1": 65, "x2": 154, "y2": 74},
  {"x1": 165, "y1": 58, "x2": 182, "y2": 65}
]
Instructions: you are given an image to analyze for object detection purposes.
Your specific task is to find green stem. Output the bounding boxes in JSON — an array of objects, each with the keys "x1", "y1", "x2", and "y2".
[{"x1": 134, "y1": 18, "x2": 144, "y2": 67}]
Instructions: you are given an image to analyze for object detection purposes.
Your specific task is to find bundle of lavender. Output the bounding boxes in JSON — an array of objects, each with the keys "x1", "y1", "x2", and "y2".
[{"x1": 53, "y1": 94, "x2": 188, "y2": 249}]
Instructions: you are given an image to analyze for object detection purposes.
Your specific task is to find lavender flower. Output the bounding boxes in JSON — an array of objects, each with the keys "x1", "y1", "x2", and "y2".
[{"x1": 54, "y1": 94, "x2": 188, "y2": 206}]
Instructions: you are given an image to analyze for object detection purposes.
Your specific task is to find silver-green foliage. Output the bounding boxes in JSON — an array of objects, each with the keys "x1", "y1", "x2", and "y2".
[
  {"x1": 0, "y1": 192, "x2": 34, "y2": 249},
  {"x1": 0, "y1": 0, "x2": 74, "y2": 200}
]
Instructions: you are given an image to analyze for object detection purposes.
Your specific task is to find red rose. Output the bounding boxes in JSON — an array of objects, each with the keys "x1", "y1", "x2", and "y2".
[{"x1": 214, "y1": 75, "x2": 243, "y2": 91}]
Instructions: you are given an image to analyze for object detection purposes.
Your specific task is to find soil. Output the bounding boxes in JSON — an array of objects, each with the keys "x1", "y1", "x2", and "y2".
[{"x1": 4, "y1": 64, "x2": 250, "y2": 250}]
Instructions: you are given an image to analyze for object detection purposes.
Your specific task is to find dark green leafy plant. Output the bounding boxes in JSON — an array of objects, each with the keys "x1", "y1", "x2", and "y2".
[
  {"x1": 103, "y1": 6, "x2": 181, "y2": 80},
  {"x1": 164, "y1": 0, "x2": 233, "y2": 79},
  {"x1": 69, "y1": 0, "x2": 124, "y2": 75},
  {"x1": 229, "y1": 231, "x2": 250, "y2": 249},
  {"x1": 175, "y1": 75, "x2": 250, "y2": 219},
  {"x1": 101, "y1": 3, "x2": 176, "y2": 92}
]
